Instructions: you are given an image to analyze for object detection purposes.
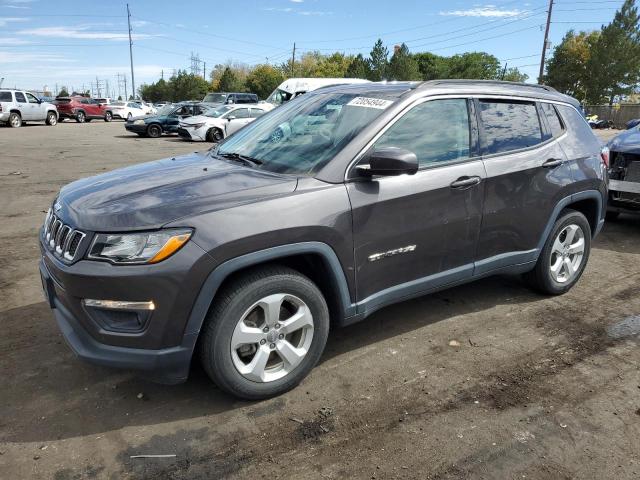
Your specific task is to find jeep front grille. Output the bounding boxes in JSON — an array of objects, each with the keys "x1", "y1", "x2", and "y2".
[{"x1": 42, "y1": 208, "x2": 86, "y2": 261}]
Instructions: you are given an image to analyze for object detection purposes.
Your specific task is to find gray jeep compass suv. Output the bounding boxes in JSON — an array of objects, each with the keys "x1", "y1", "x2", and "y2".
[{"x1": 39, "y1": 81, "x2": 607, "y2": 399}]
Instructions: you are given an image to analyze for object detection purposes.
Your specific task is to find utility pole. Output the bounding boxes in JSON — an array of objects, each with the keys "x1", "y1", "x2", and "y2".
[
  {"x1": 538, "y1": 0, "x2": 554, "y2": 84},
  {"x1": 203, "y1": 62, "x2": 206, "y2": 80},
  {"x1": 291, "y1": 42, "x2": 296, "y2": 77},
  {"x1": 501, "y1": 62, "x2": 508, "y2": 80},
  {"x1": 127, "y1": 3, "x2": 136, "y2": 99}
]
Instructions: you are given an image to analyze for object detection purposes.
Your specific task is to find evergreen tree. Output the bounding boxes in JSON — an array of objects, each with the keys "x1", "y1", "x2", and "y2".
[
  {"x1": 217, "y1": 66, "x2": 244, "y2": 92},
  {"x1": 387, "y1": 43, "x2": 421, "y2": 81},
  {"x1": 368, "y1": 39, "x2": 389, "y2": 81},
  {"x1": 345, "y1": 54, "x2": 371, "y2": 78}
]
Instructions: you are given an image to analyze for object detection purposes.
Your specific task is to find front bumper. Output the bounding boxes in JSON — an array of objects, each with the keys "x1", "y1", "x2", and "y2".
[
  {"x1": 39, "y1": 234, "x2": 216, "y2": 383},
  {"x1": 125, "y1": 122, "x2": 147, "y2": 133}
]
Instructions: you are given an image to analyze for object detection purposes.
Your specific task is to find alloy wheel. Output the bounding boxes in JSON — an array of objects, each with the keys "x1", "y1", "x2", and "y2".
[
  {"x1": 549, "y1": 224, "x2": 585, "y2": 283},
  {"x1": 230, "y1": 293, "x2": 314, "y2": 383}
]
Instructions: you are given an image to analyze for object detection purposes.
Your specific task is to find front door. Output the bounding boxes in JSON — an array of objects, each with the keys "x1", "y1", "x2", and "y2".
[
  {"x1": 225, "y1": 108, "x2": 252, "y2": 136},
  {"x1": 347, "y1": 98, "x2": 485, "y2": 312},
  {"x1": 25, "y1": 92, "x2": 45, "y2": 120}
]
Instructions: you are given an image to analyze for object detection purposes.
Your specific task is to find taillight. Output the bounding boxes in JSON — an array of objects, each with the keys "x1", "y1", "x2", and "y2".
[{"x1": 600, "y1": 146, "x2": 610, "y2": 168}]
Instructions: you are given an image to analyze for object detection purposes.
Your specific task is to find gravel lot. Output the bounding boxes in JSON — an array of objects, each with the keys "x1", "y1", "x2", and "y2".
[{"x1": 1, "y1": 122, "x2": 639, "y2": 479}]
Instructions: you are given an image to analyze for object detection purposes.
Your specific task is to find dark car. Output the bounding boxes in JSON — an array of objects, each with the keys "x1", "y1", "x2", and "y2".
[
  {"x1": 606, "y1": 124, "x2": 640, "y2": 218},
  {"x1": 39, "y1": 80, "x2": 607, "y2": 399},
  {"x1": 55, "y1": 96, "x2": 113, "y2": 123},
  {"x1": 202, "y1": 92, "x2": 259, "y2": 106},
  {"x1": 124, "y1": 102, "x2": 209, "y2": 137}
]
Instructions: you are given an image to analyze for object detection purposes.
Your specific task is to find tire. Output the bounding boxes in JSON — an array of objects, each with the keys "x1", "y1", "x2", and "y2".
[
  {"x1": 147, "y1": 124, "x2": 162, "y2": 138},
  {"x1": 45, "y1": 111, "x2": 57, "y2": 126},
  {"x1": 127, "y1": 112, "x2": 133, "y2": 121},
  {"x1": 104, "y1": 111, "x2": 112, "y2": 122},
  {"x1": 525, "y1": 209, "x2": 591, "y2": 295},
  {"x1": 206, "y1": 127, "x2": 223, "y2": 143},
  {"x1": 8, "y1": 112, "x2": 21, "y2": 128},
  {"x1": 605, "y1": 211, "x2": 620, "y2": 221},
  {"x1": 200, "y1": 265, "x2": 330, "y2": 400},
  {"x1": 76, "y1": 111, "x2": 86, "y2": 123}
]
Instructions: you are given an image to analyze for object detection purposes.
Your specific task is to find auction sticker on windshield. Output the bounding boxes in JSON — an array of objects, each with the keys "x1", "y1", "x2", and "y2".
[{"x1": 347, "y1": 97, "x2": 394, "y2": 109}]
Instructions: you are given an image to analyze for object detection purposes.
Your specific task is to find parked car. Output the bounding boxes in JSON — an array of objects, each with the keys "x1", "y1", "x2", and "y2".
[
  {"x1": 55, "y1": 96, "x2": 114, "y2": 123},
  {"x1": 109, "y1": 101, "x2": 147, "y2": 121},
  {"x1": 605, "y1": 124, "x2": 640, "y2": 218},
  {"x1": 39, "y1": 80, "x2": 606, "y2": 399},
  {"x1": 202, "y1": 92, "x2": 259, "y2": 107},
  {"x1": 177, "y1": 104, "x2": 267, "y2": 142},
  {"x1": 124, "y1": 102, "x2": 209, "y2": 137},
  {"x1": 265, "y1": 77, "x2": 370, "y2": 107},
  {"x1": 625, "y1": 118, "x2": 640, "y2": 129},
  {"x1": 0, "y1": 89, "x2": 58, "y2": 127},
  {"x1": 94, "y1": 98, "x2": 112, "y2": 106}
]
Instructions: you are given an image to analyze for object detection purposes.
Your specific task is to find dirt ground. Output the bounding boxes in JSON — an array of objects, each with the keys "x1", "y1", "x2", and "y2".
[{"x1": 1, "y1": 122, "x2": 639, "y2": 480}]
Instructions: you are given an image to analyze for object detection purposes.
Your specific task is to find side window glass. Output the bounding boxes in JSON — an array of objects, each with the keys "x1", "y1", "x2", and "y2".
[
  {"x1": 0, "y1": 92, "x2": 12, "y2": 101},
  {"x1": 233, "y1": 108, "x2": 250, "y2": 119},
  {"x1": 15, "y1": 92, "x2": 27, "y2": 103},
  {"x1": 250, "y1": 108, "x2": 265, "y2": 118},
  {"x1": 479, "y1": 100, "x2": 543, "y2": 154},
  {"x1": 373, "y1": 99, "x2": 471, "y2": 167},
  {"x1": 540, "y1": 102, "x2": 564, "y2": 138},
  {"x1": 25, "y1": 92, "x2": 40, "y2": 103}
]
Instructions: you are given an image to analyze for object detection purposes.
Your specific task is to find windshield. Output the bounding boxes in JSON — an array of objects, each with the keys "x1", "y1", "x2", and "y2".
[
  {"x1": 266, "y1": 88, "x2": 293, "y2": 106},
  {"x1": 217, "y1": 92, "x2": 396, "y2": 175},
  {"x1": 156, "y1": 104, "x2": 175, "y2": 115},
  {"x1": 205, "y1": 105, "x2": 234, "y2": 118},
  {"x1": 203, "y1": 93, "x2": 228, "y2": 103}
]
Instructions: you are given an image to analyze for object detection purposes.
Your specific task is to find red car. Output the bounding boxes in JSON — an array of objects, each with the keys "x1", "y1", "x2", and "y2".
[{"x1": 55, "y1": 96, "x2": 114, "y2": 123}]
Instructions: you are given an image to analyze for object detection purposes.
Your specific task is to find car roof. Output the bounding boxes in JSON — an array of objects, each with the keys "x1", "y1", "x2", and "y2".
[{"x1": 311, "y1": 80, "x2": 580, "y2": 107}]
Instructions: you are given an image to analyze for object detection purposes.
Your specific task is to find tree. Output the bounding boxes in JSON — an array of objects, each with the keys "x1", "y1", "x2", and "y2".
[
  {"x1": 246, "y1": 64, "x2": 284, "y2": 99},
  {"x1": 345, "y1": 53, "x2": 371, "y2": 78},
  {"x1": 387, "y1": 43, "x2": 421, "y2": 81},
  {"x1": 446, "y1": 52, "x2": 500, "y2": 79},
  {"x1": 217, "y1": 66, "x2": 244, "y2": 92},
  {"x1": 545, "y1": 30, "x2": 598, "y2": 102},
  {"x1": 139, "y1": 70, "x2": 209, "y2": 102},
  {"x1": 586, "y1": 0, "x2": 640, "y2": 104},
  {"x1": 316, "y1": 52, "x2": 353, "y2": 77},
  {"x1": 368, "y1": 39, "x2": 389, "y2": 81},
  {"x1": 413, "y1": 52, "x2": 449, "y2": 80},
  {"x1": 58, "y1": 87, "x2": 69, "y2": 97},
  {"x1": 502, "y1": 68, "x2": 529, "y2": 83}
]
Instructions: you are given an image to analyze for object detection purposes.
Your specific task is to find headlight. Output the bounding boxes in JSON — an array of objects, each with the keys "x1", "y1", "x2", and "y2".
[
  {"x1": 88, "y1": 229, "x2": 192, "y2": 264},
  {"x1": 133, "y1": 119, "x2": 145, "y2": 125},
  {"x1": 191, "y1": 122, "x2": 206, "y2": 129}
]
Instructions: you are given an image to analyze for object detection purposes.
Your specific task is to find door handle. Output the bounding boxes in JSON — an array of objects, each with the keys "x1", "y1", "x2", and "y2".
[
  {"x1": 450, "y1": 176, "x2": 481, "y2": 189},
  {"x1": 542, "y1": 158, "x2": 564, "y2": 168}
]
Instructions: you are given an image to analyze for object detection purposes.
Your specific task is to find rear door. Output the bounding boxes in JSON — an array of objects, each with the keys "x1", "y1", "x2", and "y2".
[
  {"x1": 475, "y1": 98, "x2": 572, "y2": 273},
  {"x1": 347, "y1": 97, "x2": 485, "y2": 309}
]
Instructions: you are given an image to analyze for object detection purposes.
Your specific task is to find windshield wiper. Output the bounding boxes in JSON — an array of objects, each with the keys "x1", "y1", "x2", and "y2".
[{"x1": 217, "y1": 152, "x2": 263, "y2": 168}]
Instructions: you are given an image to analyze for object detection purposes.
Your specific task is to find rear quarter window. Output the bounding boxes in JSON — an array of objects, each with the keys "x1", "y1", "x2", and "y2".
[
  {"x1": 540, "y1": 102, "x2": 564, "y2": 138},
  {"x1": 556, "y1": 104, "x2": 601, "y2": 157},
  {"x1": 479, "y1": 100, "x2": 543, "y2": 155},
  {"x1": 0, "y1": 91, "x2": 12, "y2": 102}
]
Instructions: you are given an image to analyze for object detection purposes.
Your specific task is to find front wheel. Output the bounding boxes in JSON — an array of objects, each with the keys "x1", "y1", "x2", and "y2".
[
  {"x1": 104, "y1": 111, "x2": 112, "y2": 122},
  {"x1": 206, "y1": 127, "x2": 223, "y2": 142},
  {"x1": 147, "y1": 124, "x2": 162, "y2": 138},
  {"x1": 75, "y1": 111, "x2": 86, "y2": 123},
  {"x1": 525, "y1": 209, "x2": 591, "y2": 295},
  {"x1": 46, "y1": 111, "x2": 57, "y2": 126},
  {"x1": 199, "y1": 265, "x2": 330, "y2": 400}
]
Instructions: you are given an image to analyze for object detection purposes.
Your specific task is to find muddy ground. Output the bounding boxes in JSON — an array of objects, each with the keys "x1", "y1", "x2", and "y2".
[{"x1": 0, "y1": 122, "x2": 638, "y2": 479}]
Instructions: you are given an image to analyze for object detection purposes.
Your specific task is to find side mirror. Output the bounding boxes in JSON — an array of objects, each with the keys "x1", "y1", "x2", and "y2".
[
  {"x1": 357, "y1": 147, "x2": 418, "y2": 177},
  {"x1": 227, "y1": 115, "x2": 236, "y2": 122}
]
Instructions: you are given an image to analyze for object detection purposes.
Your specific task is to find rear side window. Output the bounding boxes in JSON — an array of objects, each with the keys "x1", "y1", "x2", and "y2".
[
  {"x1": 250, "y1": 108, "x2": 265, "y2": 118},
  {"x1": 15, "y1": 92, "x2": 26, "y2": 103},
  {"x1": 556, "y1": 104, "x2": 601, "y2": 157},
  {"x1": 540, "y1": 102, "x2": 564, "y2": 138},
  {"x1": 479, "y1": 100, "x2": 543, "y2": 155},
  {"x1": 374, "y1": 98, "x2": 471, "y2": 167},
  {"x1": 0, "y1": 91, "x2": 12, "y2": 101},
  {"x1": 232, "y1": 108, "x2": 250, "y2": 119}
]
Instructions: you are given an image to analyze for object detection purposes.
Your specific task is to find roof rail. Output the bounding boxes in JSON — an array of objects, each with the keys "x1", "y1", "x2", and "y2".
[{"x1": 420, "y1": 79, "x2": 557, "y2": 92}]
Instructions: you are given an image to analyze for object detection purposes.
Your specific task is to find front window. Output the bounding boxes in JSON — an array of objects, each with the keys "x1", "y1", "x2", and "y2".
[
  {"x1": 25, "y1": 92, "x2": 40, "y2": 103},
  {"x1": 203, "y1": 93, "x2": 228, "y2": 103},
  {"x1": 156, "y1": 105, "x2": 174, "y2": 115},
  {"x1": 266, "y1": 88, "x2": 293, "y2": 106},
  {"x1": 206, "y1": 105, "x2": 234, "y2": 118},
  {"x1": 217, "y1": 92, "x2": 397, "y2": 175}
]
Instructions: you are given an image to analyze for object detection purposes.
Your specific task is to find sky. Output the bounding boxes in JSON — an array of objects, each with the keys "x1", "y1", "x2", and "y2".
[{"x1": 0, "y1": 0, "x2": 624, "y2": 96}]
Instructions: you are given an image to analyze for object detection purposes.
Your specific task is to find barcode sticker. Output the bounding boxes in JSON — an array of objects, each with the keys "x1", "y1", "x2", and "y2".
[{"x1": 346, "y1": 97, "x2": 394, "y2": 109}]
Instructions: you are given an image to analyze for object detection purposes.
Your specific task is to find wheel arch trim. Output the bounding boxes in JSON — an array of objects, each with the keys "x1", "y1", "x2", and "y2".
[{"x1": 182, "y1": 241, "x2": 355, "y2": 342}]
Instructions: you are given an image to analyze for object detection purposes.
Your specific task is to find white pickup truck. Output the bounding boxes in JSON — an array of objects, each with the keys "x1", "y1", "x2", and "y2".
[{"x1": 0, "y1": 89, "x2": 58, "y2": 127}]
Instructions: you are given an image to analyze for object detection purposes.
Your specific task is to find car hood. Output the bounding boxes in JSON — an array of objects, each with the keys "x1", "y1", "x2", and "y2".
[
  {"x1": 181, "y1": 114, "x2": 210, "y2": 125},
  {"x1": 608, "y1": 127, "x2": 640, "y2": 154},
  {"x1": 55, "y1": 151, "x2": 298, "y2": 231}
]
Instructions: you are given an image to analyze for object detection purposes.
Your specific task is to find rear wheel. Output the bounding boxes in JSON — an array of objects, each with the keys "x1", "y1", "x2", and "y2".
[
  {"x1": 525, "y1": 209, "x2": 591, "y2": 295},
  {"x1": 75, "y1": 111, "x2": 86, "y2": 123},
  {"x1": 8, "y1": 112, "x2": 21, "y2": 128},
  {"x1": 45, "y1": 111, "x2": 57, "y2": 126},
  {"x1": 104, "y1": 111, "x2": 112, "y2": 122},
  {"x1": 199, "y1": 265, "x2": 330, "y2": 400},
  {"x1": 147, "y1": 124, "x2": 162, "y2": 138}
]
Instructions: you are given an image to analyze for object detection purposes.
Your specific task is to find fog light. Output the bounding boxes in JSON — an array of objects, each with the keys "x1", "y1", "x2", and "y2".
[{"x1": 83, "y1": 299, "x2": 155, "y2": 310}]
